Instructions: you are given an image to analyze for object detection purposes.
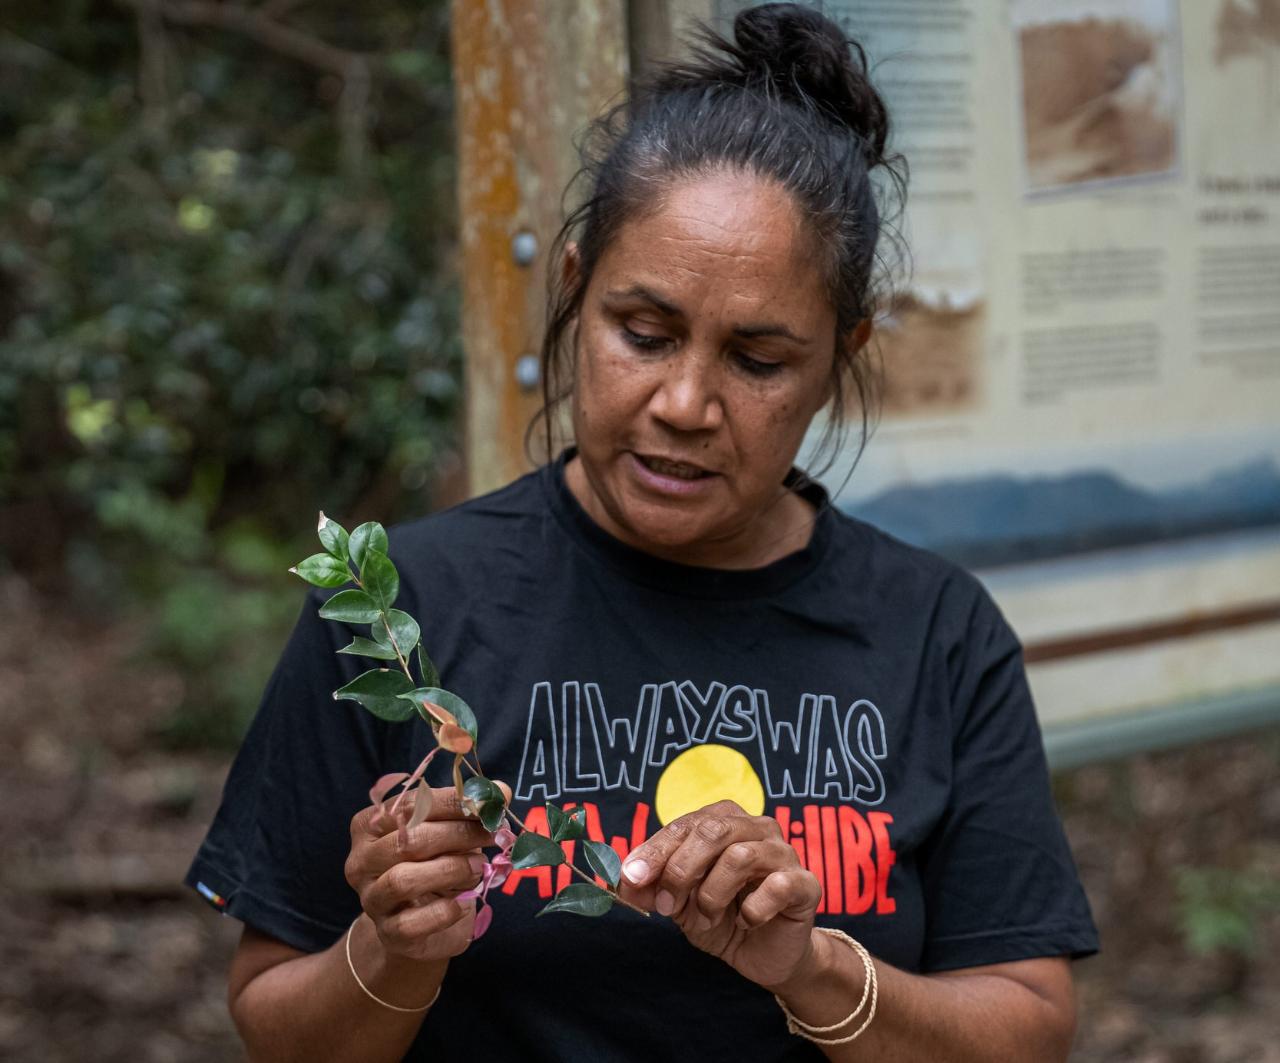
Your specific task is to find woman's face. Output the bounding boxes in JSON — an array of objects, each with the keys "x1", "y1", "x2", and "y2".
[{"x1": 566, "y1": 168, "x2": 840, "y2": 568}]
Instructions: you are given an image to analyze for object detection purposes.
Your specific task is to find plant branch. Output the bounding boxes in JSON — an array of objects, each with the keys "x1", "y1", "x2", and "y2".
[
  {"x1": 116, "y1": 0, "x2": 368, "y2": 77},
  {"x1": 458, "y1": 760, "x2": 649, "y2": 917}
]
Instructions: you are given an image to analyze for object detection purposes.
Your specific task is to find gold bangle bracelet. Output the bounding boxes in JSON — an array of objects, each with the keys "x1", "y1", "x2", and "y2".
[
  {"x1": 345, "y1": 917, "x2": 442, "y2": 1014},
  {"x1": 774, "y1": 927, "x2": 879, "y2": 1046}
]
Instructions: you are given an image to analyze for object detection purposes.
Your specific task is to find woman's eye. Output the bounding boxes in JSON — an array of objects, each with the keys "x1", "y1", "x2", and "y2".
[
  {"x1": 622, "y1": 326, "x2": 670, "y2": 351},
  {"x1": 734, "y1": 351, "x2": 783, "y2": 377}
]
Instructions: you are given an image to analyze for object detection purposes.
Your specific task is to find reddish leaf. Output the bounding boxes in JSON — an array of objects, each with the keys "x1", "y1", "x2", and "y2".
[
  {"x1": 472, "y1": 903, "x2": 494, "y2": 940},
  {"x1": 388, "y1": 748, "x2": 439, "y2": 819},
  {"x1": 421, "y1": 700, "x2": 458, "y2": 728},
  {"x1": 438, "y1": 722, "x2": 474, "y2": 754},
  {"x1": 369, "y1": 772, "x2": 408, "y2": 831},
  {"x1": 495, "y1": 827, "x2": 517, "y2": 854}
]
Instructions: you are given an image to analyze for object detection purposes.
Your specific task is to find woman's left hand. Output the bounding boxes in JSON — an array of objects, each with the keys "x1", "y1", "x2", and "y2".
[{"x1": 616, "y1": 800, "x2": 822, "y2": 990}]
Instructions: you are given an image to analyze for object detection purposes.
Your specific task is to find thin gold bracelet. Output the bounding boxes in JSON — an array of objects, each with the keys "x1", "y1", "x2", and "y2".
[
  {"x1": 774, "y1": 927, "x2": 879, "y2": 1046},
  {"x1": 345, "y1": 917, "x2": 442, "y2": 1014}
]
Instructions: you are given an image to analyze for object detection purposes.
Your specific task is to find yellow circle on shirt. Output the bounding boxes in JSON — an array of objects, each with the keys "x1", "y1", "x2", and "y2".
[{"x1": 653, "y1": 744, "x2": 766, "y2": 825}]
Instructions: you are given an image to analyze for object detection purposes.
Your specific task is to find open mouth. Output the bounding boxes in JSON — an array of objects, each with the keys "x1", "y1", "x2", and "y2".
[{"x1": 635, "y1": 454, "x2": 714, "y2": 481}]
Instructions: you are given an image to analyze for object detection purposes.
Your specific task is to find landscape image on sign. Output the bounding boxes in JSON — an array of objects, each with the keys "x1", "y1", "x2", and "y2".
[
  {"x1": 1014, "y1": 0, "x2": 1180, "y2": 194},
  {"x1": 834, "y1": 433, "x2": 1280, "y2": 569},
  {"x1": 872, "y1": 290, "x2": 984, "y2": 418}
]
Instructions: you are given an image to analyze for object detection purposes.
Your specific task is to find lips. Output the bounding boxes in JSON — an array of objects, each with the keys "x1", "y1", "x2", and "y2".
[{"x1": 634, "y1": 454, "x2": 713, "y2": 480}]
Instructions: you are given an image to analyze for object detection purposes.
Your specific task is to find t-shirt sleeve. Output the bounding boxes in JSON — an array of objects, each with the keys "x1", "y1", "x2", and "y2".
[
  {"x1": 184, "y1": 588, "x2": 390, "y2": 953},
  {"x1": 916, "y1": 583, "x2": 1099, "y2": 972}
]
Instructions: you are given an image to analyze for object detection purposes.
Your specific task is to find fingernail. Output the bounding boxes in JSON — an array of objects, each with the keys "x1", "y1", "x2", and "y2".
[
  {"x1": 622, "y1": 857, "x2": 651, "y2": 885},
  {"x1": 656, "y1": 889, "x2": 675, "y2": 916},
  {"x1": 467, "y1": 855, "x2": 486, "y2": 874}
]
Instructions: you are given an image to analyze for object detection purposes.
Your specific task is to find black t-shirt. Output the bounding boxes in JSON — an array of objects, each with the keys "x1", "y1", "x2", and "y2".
[{"x1": 187, "y1": 452, "x2": 1098, "y2": 1062}]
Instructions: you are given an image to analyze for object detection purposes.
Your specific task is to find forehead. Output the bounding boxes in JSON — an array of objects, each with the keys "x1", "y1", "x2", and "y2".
[{"x1": 597, "y1": 169, "x2": 827, "y2": 309}]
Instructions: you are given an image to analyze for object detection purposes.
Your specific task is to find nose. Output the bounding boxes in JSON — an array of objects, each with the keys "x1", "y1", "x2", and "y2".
[{"x1": 647, "y1": 351, "x2": 724, "y2": 434}]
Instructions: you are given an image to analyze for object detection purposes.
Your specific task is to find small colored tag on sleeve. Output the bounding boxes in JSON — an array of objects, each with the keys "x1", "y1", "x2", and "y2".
[{"x1": 196, "y1": 881, "x2": 229, "y2": 912}]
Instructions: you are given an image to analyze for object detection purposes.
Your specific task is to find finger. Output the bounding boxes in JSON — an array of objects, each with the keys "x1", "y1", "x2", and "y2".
[
  {"x1": 737, "y1": 869, "x2": 822, "y2": 930},
  {"x1": 363, "y1": 852, "x2": 486, "y2": 919},
  {"x1": 378, "y1": 895, "x2": 472, "y2": 959},
  {"x1": 355, "y1": 784, "x2": 478, "y2": 841},
  {"x1": 354, "y1": 818, "x2": 494, "y2": 882},
  {"x1": 693, "y1": 839, "x2": 795, "y2": 920},
  {"x1": 620, "y1": 802, "x2": 762, "y2": 915}
]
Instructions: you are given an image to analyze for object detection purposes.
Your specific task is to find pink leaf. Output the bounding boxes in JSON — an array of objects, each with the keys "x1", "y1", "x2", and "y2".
[
  {"x1": 456, "y1": 888, "x2": 481, "y2": 903},
  {"x1": 471, "y1": 903, "x2": 494, "y2": 940},
  {"x1": 389, "y1": 749, "x2": 440, "y2": 818},
  {"x1": 369, "y1": 772, "x2": 409, "y2": 831},
  {"x1": 407, "y1": 783, "x2": 434, "y2": 832},
  {"x1": 370, "y1": 772, "x2": 409, "y2": 807},
  {"x1": 494, "y1": 826, "x2": 517, "y2": 853},
  {"x1": 487, "y1": 854, "x2": 513, "y2": 890}
]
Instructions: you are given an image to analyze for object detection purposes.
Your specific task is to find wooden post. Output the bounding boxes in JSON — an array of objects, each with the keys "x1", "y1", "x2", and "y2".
[
  {"x1": 452, "y1": 0, "x2": 628, "y2": 496},
  {"x1": 452, "y1": 0, "x2": 718, "y2": 497}
]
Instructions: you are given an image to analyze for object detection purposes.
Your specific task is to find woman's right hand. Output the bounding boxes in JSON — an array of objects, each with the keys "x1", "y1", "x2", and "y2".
[{"x1": 344, "y1": 783, "x2": 499, "y2": 963}]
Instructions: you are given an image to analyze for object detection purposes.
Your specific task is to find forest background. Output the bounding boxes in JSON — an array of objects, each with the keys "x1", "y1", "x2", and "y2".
[{"x1": 0, "y1": 2, "x2": 1277, "y2": 1060}]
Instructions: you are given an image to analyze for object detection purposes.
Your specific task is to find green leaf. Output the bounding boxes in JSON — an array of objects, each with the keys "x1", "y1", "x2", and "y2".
[
  {"x1": 417, "y1": 643, "x2": 440, "y2": 689},
  {"x1": 395, "y1": 687, "x2": 478, "y2": 742},
  {"x1": 372, "y1": 609, "x2": 419, "y2": 657},
  {"x1": 536, "y1": 882, "x2": 615, "y2": 918},
  {"x1": 290, "y1": 553, "x2": 352, "y2": 588},
  {"x1": 333, "y1": 669, "x2": 416, "y2": 721},
  {"x1": 317, "y1": 511, "x2": 350, "y2": 562},
  {"x1": 547, "y1": 804, "x2": 587, "y2": 843},
  {"x1": 361, "y1": 549, "x2": 399, "y2": 612},
  {"x1": 510, "y1": 831, "x2": 565, "y2": 870},
  {"x1": 582, "y1": 840, "x2": 622, "y2": 888},
  {"x1": 337, "y1": 637, "x2": 398, "y2": 661},
  {"x1": 462, "y1": 776, "x2": 508, "y2": 832},
  {"x1": 349, "y1": 522, "x2": 389, "y2": 571},
  {"x1": 318, "y1": 589, "x2": 382, "y2": 624}
]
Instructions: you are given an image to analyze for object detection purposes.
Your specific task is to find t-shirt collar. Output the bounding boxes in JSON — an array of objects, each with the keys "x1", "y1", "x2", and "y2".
[{"x1": 541, "y1": 447, "x2": 834, "y2": 599}]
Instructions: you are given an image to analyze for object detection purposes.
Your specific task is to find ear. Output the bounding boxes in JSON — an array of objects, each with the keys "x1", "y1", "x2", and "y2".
[{"x1": 850, "y1": 317, "x2": 873, "y2": 351}]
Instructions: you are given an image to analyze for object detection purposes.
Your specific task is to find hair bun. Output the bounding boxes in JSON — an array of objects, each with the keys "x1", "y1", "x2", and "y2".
[{"x1": 731, "y1": 3, "x2": 888, "y2": 158}]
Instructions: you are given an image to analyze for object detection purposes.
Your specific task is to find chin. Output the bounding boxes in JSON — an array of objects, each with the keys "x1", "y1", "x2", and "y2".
[{"x1": 616, "y1": 498, "x2": 713, "y2": 553}]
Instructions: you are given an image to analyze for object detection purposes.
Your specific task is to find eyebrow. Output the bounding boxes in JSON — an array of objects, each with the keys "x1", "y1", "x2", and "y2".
[{"x1": 603, "y1": 284, "x2": 812, "y2": 345}]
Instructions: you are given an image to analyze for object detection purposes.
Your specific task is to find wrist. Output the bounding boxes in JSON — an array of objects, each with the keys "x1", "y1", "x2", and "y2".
[
  {"x1": 762, "y1": 926, "x2": 834, "y2": 999},
  {"x1": 350, "y1": 914, "x2": 449, "y2": 1004}
]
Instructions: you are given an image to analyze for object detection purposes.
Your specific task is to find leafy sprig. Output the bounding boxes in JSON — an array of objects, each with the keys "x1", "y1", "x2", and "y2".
[{"x1": 291, "y1": 512, "x2": 647, "y2": 933}]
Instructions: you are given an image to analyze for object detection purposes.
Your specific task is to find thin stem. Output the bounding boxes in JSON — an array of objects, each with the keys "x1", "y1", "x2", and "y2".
[
  {"x1": 351, "y1": 574, "x2": 413, "y2": 680},
  {"x1": 460, "y1": 760, "x2": 648, "y2": 917}
]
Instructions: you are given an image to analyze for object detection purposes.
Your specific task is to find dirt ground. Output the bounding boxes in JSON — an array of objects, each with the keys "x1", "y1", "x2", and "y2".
[{"x1": 1, "y1": 572, "x2": 1277, "y2": 1062}]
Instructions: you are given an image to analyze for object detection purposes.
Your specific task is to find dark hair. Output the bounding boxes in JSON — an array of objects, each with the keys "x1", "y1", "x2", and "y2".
[{"x1": 531, "y1": 2, "x2": 908, "y2": 475}]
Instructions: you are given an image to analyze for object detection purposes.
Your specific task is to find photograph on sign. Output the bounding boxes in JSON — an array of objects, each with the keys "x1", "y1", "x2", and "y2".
[{"x1": 1011, "y1": 0, "x2": 1181, "y2": 195}]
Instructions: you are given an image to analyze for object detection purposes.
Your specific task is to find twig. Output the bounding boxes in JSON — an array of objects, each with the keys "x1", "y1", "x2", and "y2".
[
  {"x1": 458, "y1": 760, "x2": 649, "y2": 917},
  {"x1": 116, "y1": 0, "x2": 369, "y2": 77}
]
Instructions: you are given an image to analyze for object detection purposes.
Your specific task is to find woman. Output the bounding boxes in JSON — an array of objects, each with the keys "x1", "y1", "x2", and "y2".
[{"x1": 188, "y1": 5, "x2": 1098, "y2": 1060}]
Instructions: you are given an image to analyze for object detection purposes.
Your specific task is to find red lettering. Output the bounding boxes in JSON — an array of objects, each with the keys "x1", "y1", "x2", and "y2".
[
  {"x1": 625, "y1": 802, "x2": 651, "y2": 857},
  {"x1": 868, "y1": 811, "x2": 897, "y2": 915},
  {"x1": 773, "y1": 805, "x2": 807, "y2": 866},
  {"x1": 502, "y1": 804, "x2": 553, "y2": 898},
  {"x1": 838, "y1": 807, "x2": 875, "y2": 915},
  {"x1": 819, "y1": 805, "x2": 842, "y2": 916}
]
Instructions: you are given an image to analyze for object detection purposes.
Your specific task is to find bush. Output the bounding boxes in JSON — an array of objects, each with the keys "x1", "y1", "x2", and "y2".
[{"x1": 0, "y1": 1, "x2": 461, "y2": 745}]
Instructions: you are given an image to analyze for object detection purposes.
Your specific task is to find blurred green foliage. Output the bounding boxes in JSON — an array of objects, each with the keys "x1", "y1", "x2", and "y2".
[
  {"x1": 1176, "y1": 864, "x2": 1280, "y2": 959},
  {"x1": 0, "y1": 0, "x2": 460, "y2": 745}
]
